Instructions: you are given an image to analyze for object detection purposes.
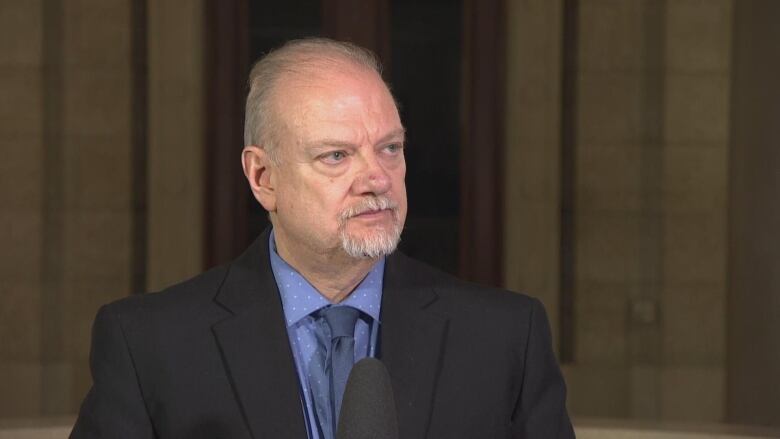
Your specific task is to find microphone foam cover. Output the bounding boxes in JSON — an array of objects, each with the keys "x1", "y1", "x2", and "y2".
[{"x1": 336, "y1": 357, "x2": 399, "y2": 439}]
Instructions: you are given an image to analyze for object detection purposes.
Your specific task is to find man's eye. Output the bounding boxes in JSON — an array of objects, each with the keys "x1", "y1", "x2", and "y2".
[
  {"x1": 321, "y1": 151, "x2": 347, "y2": 163},
  {"x1": 385, "y1": 143, "x2": 403, "y2": 154}
]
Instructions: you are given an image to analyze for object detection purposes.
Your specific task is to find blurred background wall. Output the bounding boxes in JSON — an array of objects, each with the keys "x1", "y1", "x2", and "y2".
[
  {"x1": 509, "y1": 0, "x2": 734, "y2": 421},
  {"x1": 0, "y1": 0, "x2": 204, "y2": 417},
  {"x1": 0, "y1": 0, "x2": 777, "y2": 432}
]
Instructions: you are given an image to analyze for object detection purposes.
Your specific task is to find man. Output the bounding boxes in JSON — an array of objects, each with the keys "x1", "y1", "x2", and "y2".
[{"x1": 72, "y1": 38, "x2": 574, "y2": 439}]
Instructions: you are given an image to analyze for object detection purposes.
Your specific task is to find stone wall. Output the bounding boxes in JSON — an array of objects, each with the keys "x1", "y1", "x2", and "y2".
[
  {"x1": 503, "y1": 0, "x2": 564, "y2": 346},
  {"x1": 0, "y1": 0, "x2": 204, "y2": 418},
  {"x1": 0, "y1": 0, "x2": 47, "y2": 417},
  {"x1": 0, "y1": 0, "x2": 136, "y2": 416},
  {"x1": 504, "y1": 0, "x2": 734, "y2": 423}
]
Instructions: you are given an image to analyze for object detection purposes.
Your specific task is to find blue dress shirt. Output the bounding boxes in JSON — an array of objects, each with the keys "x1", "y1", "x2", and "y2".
[{"x1": 268, "y1": 231, "x2": 384, "y2": 439}]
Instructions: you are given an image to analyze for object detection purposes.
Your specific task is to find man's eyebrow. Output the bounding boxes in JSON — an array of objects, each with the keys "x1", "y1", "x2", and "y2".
[
  {"x1": 304, "y1": 128, "x2": 407, "y2": 150},
  {"x1": 304, "y1": 139, "x2": 356, "y2": 150},
  {"x1": 377, "y1": 128, "x2": 406, "y2": 144},
  {"x1": 302, "y1": 140, "x2": 360, "y2": 159}
]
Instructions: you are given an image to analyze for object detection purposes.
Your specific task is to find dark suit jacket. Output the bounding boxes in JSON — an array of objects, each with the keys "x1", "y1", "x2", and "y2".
[{"x1": 71, "y1": 229, "x2": 574, "y2": 438}]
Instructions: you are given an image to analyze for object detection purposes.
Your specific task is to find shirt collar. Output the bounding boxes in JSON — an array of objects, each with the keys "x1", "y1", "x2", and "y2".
[{"x1": 268, "y1": 229, "x2": 384, "y2": 327}]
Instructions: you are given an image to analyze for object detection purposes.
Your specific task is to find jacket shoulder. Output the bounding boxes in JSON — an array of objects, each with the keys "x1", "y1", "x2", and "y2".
[
  {"x1": 389, "y1": 251, "x2": 539, "y2": 314},
  {"x1": 102, "y1": 264, "x2": 231, "y2": 320}
]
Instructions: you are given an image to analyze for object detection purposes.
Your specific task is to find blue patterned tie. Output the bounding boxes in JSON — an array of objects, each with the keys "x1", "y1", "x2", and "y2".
[{"x1": 311, "y1": 306, "x2": 360, "y2": 438}]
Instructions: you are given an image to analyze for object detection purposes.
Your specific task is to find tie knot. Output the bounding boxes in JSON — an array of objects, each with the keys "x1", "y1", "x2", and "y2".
[{"x1": 321, "y1": 306, "x2": 360, "y2": 339}]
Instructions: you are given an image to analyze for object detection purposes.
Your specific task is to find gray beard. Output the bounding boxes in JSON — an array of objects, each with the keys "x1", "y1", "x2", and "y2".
[
  {"x1": 338, "y1": 196, "x2": 403, "y2": 259},
  {"x1": 339, "y1": 220, "x2": 402, "y2": 259}
]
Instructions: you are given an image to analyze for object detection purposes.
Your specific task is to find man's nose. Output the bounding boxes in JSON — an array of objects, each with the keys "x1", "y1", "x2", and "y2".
[{"x1": 354, "y1": 152, "x2": 391, "y2": 195}]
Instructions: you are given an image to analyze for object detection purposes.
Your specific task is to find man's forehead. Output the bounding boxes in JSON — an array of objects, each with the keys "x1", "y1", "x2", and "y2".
[
  {"x1": 274, "y1": 55, "x2": 388, "y2": 98},
  {"x1": 289, "y1": 63, "x2": 390, "y2": 97},
  {"x1": 274, "y1": 66, "x2": 400, "y2": 127}
]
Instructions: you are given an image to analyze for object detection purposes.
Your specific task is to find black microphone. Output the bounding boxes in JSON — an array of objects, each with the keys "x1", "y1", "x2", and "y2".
[{"x1": 336, "y1": 358, "x2": 399, "y2": 439}]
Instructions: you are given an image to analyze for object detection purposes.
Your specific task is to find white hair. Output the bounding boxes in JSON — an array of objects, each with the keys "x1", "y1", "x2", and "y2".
[{"x1": 244, "y1": 38, "x2": 383, "y2": 163}]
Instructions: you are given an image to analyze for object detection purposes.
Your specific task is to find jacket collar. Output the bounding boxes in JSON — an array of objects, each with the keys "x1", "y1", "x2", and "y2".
[
  {"x1": 381, "y1": 251, "x2": 449, "y2": 439},
  {"x1": 211, "y1": 229, "x2": 308, "y2": 439}
]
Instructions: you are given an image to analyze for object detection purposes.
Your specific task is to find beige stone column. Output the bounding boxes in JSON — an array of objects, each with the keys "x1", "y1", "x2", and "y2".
[
  {"x1": 56, "y1": 0, "x2": 136, "y2": 413},
  {"x1": 659, "y1": 0, "x2": 732, "y2": 423},
  {"x1": 146, "y1": 0, "x2": 205, "y2": 291},
  {"x1": 562, "y1": 0, "x2": 671, "y2": 419},
  {"x1": 503, "y1": 0, "x2": 564, "y2": 346},
  {"x1": 0, "y1": 0, "x2": 45, "y2": 417}
]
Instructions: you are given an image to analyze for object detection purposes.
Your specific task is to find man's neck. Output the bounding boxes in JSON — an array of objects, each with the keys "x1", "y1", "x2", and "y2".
[{"x1": 272, "y1": 231, "x2": 376, "y2": 304}]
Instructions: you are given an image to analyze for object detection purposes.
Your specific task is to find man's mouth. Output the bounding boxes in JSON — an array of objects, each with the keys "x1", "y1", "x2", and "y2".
[{"x1": 352, "y1": 208, "x2": 392, "y2": 219}]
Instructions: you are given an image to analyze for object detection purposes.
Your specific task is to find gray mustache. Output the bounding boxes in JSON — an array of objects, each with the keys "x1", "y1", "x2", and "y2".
[{"x1": 340, "y1": 197, "x2": 398, "y2": 221}]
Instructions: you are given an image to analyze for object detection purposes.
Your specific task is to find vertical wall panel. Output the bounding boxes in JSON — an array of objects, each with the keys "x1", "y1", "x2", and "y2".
[
  {"x1": 728, "y1": 0, "x2": 780, "y2": 428},
  {"x1": 146, "y1": 0, "x2": 204, "y2": 291},
  {"x1": 503, "y1": 0, "x2": 563, "y2": 348}
]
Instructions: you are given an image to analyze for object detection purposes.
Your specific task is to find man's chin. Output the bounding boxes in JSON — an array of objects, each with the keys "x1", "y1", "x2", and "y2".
[{"x1": 339, "y1": 227, "x2": 402, "y2": 259}]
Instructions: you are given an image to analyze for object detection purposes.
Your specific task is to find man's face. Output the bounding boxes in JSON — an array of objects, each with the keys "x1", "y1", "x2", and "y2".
[{"x1": 269, "y1": 65, "x2": 407, "y2": 260}]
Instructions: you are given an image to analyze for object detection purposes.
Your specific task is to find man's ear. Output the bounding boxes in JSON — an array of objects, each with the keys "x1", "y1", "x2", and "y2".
[{"x1": 242, "y1": 145, "x2": 277, "y2": 212}]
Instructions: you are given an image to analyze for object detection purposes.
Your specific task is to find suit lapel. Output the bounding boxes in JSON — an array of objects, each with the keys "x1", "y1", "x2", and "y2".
[
  {"x1": 380, "y1": 253, "x2": 449, "y2": 439},
  {"x1": 212, "y1": 231, "x2": 307, "y2": 439}
]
